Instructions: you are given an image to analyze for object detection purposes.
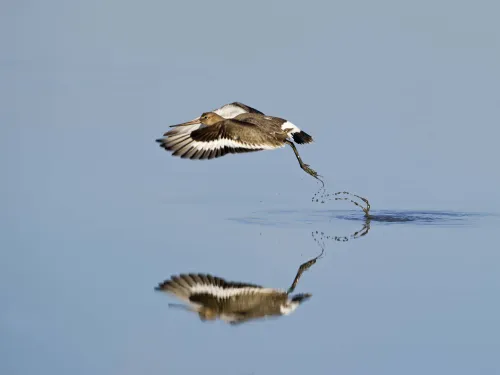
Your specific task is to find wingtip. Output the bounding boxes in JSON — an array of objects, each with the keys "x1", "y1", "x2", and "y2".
[{"x1": 154, "y1": 279, "x2": 171, "y2": 291}]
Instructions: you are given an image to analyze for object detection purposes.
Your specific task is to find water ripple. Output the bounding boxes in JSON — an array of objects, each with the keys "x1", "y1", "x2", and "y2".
[{"x1": 229, "y1": 209, "x2": 491, "y2": 227}]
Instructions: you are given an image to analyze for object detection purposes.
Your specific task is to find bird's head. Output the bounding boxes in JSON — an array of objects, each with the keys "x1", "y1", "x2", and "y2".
[
  {"x1": 198, "y1": 307, "x2": 218, "y2": 322},
  {"x1": 199, "y1": 112, "x2": 225, "y2": 126},
  {"x1": 165, "y1": 111, "x2": 223, "y2": 134}
]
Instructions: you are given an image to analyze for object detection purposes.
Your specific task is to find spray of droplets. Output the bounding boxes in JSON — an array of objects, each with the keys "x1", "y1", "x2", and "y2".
[
  {"x1": 311, "y1": 218, "x2": 371, "y2": 251},
  {"x1": 311, "y1": 187, "x2": 371, "y2": 216}
]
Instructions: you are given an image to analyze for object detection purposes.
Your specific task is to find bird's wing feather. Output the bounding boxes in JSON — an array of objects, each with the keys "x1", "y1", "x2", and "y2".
[
  {"x1": 156, "y1": 273, "x2": 265, "y2": 298},
  {"x1": 163, "y1": 123, "x2": 205, "y2": 136},
  {"x1": 233, "y1": 113, "x2": 286, "y2": 129},
  {"x1": 155, "y1": 273, "x2": 279, "y2": 311},
  {"x1": 230, "y1": 102, "x2": 265, "y2": 115},
  {"x1": 156, "y1": 119, "x2": 284, "y2": 160}
]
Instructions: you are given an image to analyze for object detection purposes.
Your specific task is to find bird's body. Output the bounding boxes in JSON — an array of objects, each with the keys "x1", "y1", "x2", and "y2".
[
  {"x1": 156, "y1": 102, "x2": 321, "y2": 182},
  {"x1": 155, "y1": 273, "x2": 310, "y2": 325},
  {"x1": 235, "y1": 113, "x2": 314, "y2": 145}
]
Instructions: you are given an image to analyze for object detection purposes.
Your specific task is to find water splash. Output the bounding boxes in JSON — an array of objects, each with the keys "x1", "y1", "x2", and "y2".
[
  {"x1": 312, "y1": 186, "x2": 371, "y2": 216},
  {"x1": 311, "y1": 217, "x2": 371, "y2": 251}
]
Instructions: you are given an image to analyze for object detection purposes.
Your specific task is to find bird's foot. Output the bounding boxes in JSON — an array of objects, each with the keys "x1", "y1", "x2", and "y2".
[{"x1": 301, "y1": 164, "x2": 324, "y2": 186}]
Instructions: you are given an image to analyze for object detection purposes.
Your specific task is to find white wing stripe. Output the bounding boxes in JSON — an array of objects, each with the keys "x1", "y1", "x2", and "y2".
[
  {"x1": 189, "y1": 284, "x2": 279, "y2": 298},
  {"x1": 189, "y1": 138, "x2": 280, "y2": 151}
]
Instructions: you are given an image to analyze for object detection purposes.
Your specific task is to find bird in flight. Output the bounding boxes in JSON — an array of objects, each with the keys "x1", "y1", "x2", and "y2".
[{"x1": 156, "y1": 102, "x2": 322, "y2": 184}]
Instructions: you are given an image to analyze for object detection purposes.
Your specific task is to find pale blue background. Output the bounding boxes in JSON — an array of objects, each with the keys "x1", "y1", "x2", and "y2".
[{"x1": 2, "y1": 1, "x2": 499, "y2": 374}]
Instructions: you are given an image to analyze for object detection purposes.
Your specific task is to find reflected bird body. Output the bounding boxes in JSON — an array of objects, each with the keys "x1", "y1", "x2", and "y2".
[
  {"x1": 155, "y1": 252, "x2": 322, "y2": 325},
  {"x1": 156, "y1": 102, "x2": 321, "y2": 182},
  {"x1": 155, "y1": 273, "x2": 312, "y2": 325}
]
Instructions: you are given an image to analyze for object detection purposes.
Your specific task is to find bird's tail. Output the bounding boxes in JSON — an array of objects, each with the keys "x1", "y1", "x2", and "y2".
[{"x1": 292, "y1": 130, "x2": 314, "y2": 144}]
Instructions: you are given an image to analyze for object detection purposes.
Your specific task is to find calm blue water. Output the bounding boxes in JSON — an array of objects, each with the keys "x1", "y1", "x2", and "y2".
[
  {"x1": 3, "y1": 190, "x2": 499, "y2": 374},
  {"x1": 3, "y1": 1, "x2": 500, "y2": 374}
]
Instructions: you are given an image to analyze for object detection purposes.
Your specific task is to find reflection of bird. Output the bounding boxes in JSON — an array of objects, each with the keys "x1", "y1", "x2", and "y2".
[
  {"x1": 311, "y1": 217, "x2": 371, "y2": 253},
  {"x1": 156, "y1": 102, "x2": 321, "y2": 183},
  {"x1": 155, "y1": 252, "x2": 322, "y2": 325}
]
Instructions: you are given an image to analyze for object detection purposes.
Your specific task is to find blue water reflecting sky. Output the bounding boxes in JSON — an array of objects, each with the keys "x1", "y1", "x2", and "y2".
[{"x1": 2, "y1": 1, "x2": 500, "y2": 374}]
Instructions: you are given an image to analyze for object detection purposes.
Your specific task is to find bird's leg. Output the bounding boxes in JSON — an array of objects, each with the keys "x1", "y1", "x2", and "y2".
[
  {"x1": 285, "y1": 140, "x2": 324, "y2": 186},
  {"x1": 287, "y1": 249, "x2": 324, "y2": 294}
]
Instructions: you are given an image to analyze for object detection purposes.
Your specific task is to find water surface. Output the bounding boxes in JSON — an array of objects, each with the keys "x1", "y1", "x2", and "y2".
[{"x1": 3, "y1": 1, "x2": 500, "y2": 374}]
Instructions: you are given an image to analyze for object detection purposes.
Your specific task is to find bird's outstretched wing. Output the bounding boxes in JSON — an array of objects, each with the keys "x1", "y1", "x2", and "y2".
[
  {"x1": 156, "y1": 119, "x2": 284, "y2": 160},
  {"x1": 155, "y1": 273, "x2": 281, "y2": 314},
  {"x1": 155, "y1": 273, "x2": 267, "y2": 302}
]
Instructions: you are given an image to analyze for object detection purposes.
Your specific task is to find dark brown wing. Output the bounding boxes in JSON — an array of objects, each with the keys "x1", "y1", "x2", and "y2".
[
  {"x1": 155, "y1": 273, "x2": 276, "y2": 314},
  {"x1": 233, "y1": 113, "x2": 286, "y2": 129},
  {"x1": 157, "y1": 119, "x2": 285, "y2": 160}
]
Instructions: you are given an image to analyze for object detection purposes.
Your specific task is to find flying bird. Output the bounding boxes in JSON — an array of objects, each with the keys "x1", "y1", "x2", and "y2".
[{"x1": 156, "y1": 102, "x2": 322, "y2": 183}]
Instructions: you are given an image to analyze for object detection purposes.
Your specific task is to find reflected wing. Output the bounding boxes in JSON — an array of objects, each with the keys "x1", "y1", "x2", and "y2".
[{"x1": 155, "y1": 273, "x2": 271, "y2": 307}]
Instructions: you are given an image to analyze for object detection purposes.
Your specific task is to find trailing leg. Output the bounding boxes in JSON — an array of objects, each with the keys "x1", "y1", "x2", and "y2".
[
  {"x1": 287, "y1": 249, "x2": 324, "y2": 294},
  {"x1": 285, "y1": 140, "x2": 324, "y2": 186}
]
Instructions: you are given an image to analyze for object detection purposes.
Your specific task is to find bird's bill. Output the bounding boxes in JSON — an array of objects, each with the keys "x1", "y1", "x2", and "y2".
[
  {"x1": 167, "y1": 303, "x2": 200, "y2": 315},
  {"x1": 168, "y1": 303, "x2": 192, "y2": 310},
  {"x1": 167, "y1": 117, "x2": 201, "y2": 129}
]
